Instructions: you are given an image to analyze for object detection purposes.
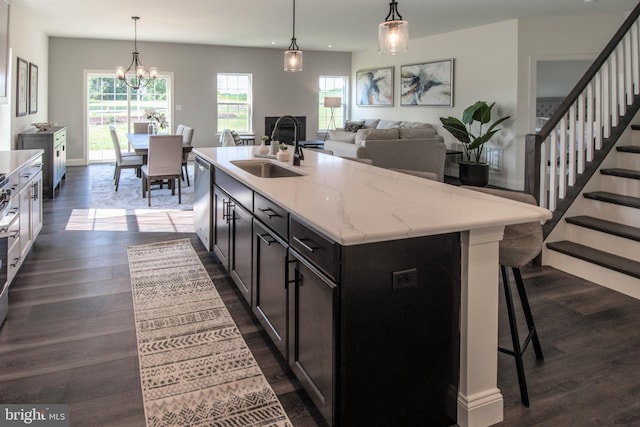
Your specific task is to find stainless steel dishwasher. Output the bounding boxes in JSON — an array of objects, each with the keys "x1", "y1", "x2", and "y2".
[{"x1": 194, "y1": 155, "x2": 213, "y2": 250}]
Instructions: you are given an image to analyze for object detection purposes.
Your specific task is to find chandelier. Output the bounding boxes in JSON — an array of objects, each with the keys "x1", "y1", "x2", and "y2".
[
  {"x1": 284, "y1": 0, "x2": 303, "y2": 72},
  {"x1": 116, "y1": 16, "x2": 158, "y2": 90},
  {"x1": 378, "y1": 1, "x2": 409, "y2": 55}
]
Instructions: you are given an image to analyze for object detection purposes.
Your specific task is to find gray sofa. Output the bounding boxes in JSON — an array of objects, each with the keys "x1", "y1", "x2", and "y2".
[{"x1": 324, "y1": 119, "x2": 446, "y2": 181}]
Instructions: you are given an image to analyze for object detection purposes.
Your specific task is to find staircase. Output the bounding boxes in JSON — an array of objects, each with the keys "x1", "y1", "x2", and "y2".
[{"x1": 542, "y1": 125, "x2": 640, "y2": 299}]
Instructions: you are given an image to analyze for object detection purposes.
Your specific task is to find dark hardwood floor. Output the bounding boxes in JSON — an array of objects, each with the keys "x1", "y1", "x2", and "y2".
[{"x1": 1, "y1": 164, "x2": 639, "y2": 426}]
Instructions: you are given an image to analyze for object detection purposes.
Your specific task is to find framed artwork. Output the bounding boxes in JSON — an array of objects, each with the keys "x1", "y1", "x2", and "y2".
[
  {"x1": 400, "y1": 59, "x2": 454, "y2": 106},
  {"x1": 356, "y1": 67, "x2": 394, "y2": 106},
  {"x1": 16, "y1": 57, "x2": 28, "y2": 117},
  {"x1": 29, "y1": 63, "x2": 38, "y2": 114}
]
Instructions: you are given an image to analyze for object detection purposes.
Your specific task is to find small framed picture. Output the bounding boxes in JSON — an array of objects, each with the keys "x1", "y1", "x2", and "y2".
[
  {"x1": 16, "y1": 57, "x2": 28, "y2": 117},
  {"x1": 29, "y1": 63, "x2": 38, "y2": 114},
  {"x1": 356, "y1": 67, "x2": 394, "y2": 106},
  {"x1": 400, "y1": 59, "x2": 454, "y2": 106}
]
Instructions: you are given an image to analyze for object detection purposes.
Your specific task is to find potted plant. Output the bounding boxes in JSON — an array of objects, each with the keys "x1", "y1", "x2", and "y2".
[
  {"x1": 440, "y1": 101, "x2": 510, "y2": 186},
  {"x1": 276, "y1": 143, "x2": 290, "y2": 162}
]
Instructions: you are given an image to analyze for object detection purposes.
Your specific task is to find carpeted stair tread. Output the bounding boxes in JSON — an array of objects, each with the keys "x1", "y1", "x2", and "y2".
[
  {"x1": 600, "y1": 168, "x2": 640, "y2": 180},
  {"x1": 565, "y1": 215, "x2": 640, "y2": 242},
  {"x1": 617, "y1": 145, "x2": 640, "y2": 154},
  {"x1": 583, "y1": 191, "x2": 640, "y2": 209},
  {"x1": 546, "y1": 240, "x2": 640, "y2": 279}
]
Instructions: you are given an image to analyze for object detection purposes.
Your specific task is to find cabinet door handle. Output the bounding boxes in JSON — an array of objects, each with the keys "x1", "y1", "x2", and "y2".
[
  {"x1": 10, "y1": 256, "x2": 20, "y2": 268},
  {"x1": 258, "y1": 207, "x2": 279, "y2": 219},
  {"x1": 9, "y1": 230, "x2": 19, "y2": 239},
  {"x1": 293, "y1": 236, "x2": 316, "y2": 253},
  {"x1": 222, "y1": 199, "x2": 235, "y2": 221},
  {"x1": 257, "y1": 233, "x2": 276, "y2": 246}
]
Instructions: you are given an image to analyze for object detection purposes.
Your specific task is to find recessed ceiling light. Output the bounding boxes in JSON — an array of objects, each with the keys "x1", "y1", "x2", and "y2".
[
  {"x1": 328, "y1": 44, "x2": 333, "y2": 48},
  {"x1": 271, "y1": 41, "x2": 276, "y2": 45}
]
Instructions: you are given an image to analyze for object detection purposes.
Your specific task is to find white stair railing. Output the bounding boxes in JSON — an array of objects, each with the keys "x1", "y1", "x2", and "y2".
[{"x1": 526, "y1": 3, "x2": 640, "y2": 220}]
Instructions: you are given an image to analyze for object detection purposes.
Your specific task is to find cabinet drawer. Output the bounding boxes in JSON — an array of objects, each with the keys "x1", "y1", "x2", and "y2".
[
  {"x1": 54, "y1": 129, "x2": 66, "y2": 144},
  {"x1": 254, "y1": 192, "x2": 288, "y2": 239},
  {"x1": 290, "y1": 217, "x2": 340, "y2": 281},
  {"x1": 7, "y1": 234, "x2": 21, "y2": 282},
  {"x1": 214, "y1": 169, "x2": 253, "y2": 211}
]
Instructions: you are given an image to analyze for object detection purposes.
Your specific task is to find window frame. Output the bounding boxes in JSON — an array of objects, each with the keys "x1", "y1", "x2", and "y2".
[
  {"x1": 319, "y1": 75, "x2": 348, "y2": 132},
  {"x1": 217, "y1": 73, "x2": 253, "y2": 134}
]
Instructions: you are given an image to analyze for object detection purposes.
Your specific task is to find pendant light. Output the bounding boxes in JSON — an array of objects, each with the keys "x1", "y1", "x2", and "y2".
[
  {"x1": 284, "y1": 0, "x2": 303, "y2": 72},
  {"x1": 116, "y1": 16, "x2": 158, "y2": 90},
  {"x1": 378, "y1": 1, "x2": 409, "y2": 55}
]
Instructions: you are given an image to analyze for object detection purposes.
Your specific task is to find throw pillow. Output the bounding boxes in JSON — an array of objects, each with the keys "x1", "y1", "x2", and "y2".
[
  {"x1": 328, "y1": 130, "x2": 357, "y2": 144},
  {"x1": 376, "y1": 119, "x2": 402, "y2": 129},
  {"x1": 364, "y1": 119, "x2": 381, "y2": 129},
  {"x1": 344, "y1": 120, "x2": 365, "y2": 132},
  {"x1": 230, "y1": 130, "x2": 241, "y2": 144}
]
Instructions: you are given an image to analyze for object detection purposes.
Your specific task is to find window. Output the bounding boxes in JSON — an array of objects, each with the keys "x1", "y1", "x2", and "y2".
[
  {"x1": 217, "y1": 73, "x2": 252, "y2": 133},
  {"x1": 319, "y1": 76, "x2": 347, "y2": 131},
  {"x1": 86, "y1": 72, "x2": 172, "y2": 162}
]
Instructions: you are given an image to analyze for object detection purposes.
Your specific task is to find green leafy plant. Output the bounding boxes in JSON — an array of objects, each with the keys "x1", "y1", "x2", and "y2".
[
  {"x1": 279, "y1": 143, "x2": 288, "y2": 151},
  {"x1": 262, "y1": 135, "x2": 269, "y2": 142},
  {"x1": 440, "y1": 101, "x2": 510, "y2": 164}
]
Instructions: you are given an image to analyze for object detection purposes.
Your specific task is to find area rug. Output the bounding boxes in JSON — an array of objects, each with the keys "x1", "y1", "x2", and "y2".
[
  {"x1": 127, "y1": 238, "x2": 292, "y2": 427},
  {"x1": 91, "y1": 162, "x2": 194, "y2": 213}
]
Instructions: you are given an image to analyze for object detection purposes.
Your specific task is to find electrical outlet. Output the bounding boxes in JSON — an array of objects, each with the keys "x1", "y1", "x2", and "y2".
[{"x1": 392, "y1": 268, "x2": 417, "y2": 290}]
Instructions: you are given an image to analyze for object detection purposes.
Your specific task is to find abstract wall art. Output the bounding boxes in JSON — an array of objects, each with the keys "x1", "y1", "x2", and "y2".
[{"x1": 401, "y1": 59, "x2": 454, "y2": 106}]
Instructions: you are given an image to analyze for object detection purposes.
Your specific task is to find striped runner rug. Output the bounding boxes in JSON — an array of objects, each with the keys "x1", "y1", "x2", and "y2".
[{"x1": 127, "y1": 238, "x2": 292, "y2": 427}]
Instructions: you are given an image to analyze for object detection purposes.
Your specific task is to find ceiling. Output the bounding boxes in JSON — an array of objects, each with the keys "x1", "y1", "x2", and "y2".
[{"x1": 17, "y1": 0, "x2": 640, "y2": 52}]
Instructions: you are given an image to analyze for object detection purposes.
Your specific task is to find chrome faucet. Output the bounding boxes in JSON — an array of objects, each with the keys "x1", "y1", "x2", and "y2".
[{"x1": 270, "y1": 115, "x2": 304, "y2": 166}]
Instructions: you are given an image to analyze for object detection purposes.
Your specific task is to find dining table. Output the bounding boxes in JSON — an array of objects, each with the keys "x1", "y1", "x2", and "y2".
[{"x1": 126, "y1": 133, "x2": 193, "y2": 162}]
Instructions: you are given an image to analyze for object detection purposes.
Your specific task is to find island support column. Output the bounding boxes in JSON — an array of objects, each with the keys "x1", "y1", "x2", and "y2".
[{"x1": 457, "y1": 226, "x2": 505, "y2": 427}]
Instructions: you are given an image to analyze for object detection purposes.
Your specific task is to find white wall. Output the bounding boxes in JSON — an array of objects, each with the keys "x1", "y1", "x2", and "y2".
[
  {"x1": 351, "y1": 20, "x2": 519, "y2": 188},
  {"x1": 48, "y1": 38, "x2": 351, "y2": 164},
  {"x1": 1, "y1": 1, "x2": 48, "y2": 151}
]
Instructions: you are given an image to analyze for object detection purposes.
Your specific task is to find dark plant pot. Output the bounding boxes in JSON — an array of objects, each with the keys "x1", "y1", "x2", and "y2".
[{"x1": 459, "y1": 162, "x2": 489, "y2": 187}]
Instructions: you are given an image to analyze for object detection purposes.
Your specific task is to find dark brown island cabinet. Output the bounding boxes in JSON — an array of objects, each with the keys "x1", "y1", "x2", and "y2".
[
  {"x1": 17, "y1": 126, "x2": 66, "y2": 199},
  {"x1": 195, "y1": 156, "x2": 460, "y2": 427}
]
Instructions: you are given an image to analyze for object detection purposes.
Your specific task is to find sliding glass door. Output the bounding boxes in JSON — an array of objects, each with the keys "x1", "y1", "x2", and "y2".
[{"x1": 86, "y1": 72, "x2": 172, "y2": 162}]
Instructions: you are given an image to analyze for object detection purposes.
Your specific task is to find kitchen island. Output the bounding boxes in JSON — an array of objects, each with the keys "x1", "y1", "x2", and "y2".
[{"x1": 193, "y1": 146, "x2": 551, "y2": 427}]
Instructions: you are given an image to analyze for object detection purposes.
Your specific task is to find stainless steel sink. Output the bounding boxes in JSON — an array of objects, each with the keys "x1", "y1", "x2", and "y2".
[{"x1": 230, "y1": 160, "x2": 304, "y2": 178}]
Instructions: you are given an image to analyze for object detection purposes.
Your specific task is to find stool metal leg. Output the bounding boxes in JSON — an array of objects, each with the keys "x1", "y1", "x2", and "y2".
[
  {"x1": 513, "y1": 267, "x2": 544, "y2": 360},
  {"x1": 499, "y1": 265, "x2": 530, "y2": 407}
]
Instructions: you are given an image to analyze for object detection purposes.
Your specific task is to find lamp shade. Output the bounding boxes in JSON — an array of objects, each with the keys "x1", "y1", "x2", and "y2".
[
  {"x1": 378, "y1": 19, "x2": 409, "y2": 55},
  {"x1": 324, "y1": 97, "x2": 342, "y2": 108}
]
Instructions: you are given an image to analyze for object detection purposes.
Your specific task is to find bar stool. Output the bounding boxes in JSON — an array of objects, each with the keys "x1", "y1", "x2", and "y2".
[{"x1": 462, "y1": 186, "x2": 544, "y2": 407}]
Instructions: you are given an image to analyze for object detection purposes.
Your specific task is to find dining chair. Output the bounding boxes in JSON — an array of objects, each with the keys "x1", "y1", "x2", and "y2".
[
  {"x1": 179, "y1": 125, "x2": 195, "y2": 186},
  {"x1": 462, "y1": 186, "x2": 544, "y2": 407},
  {"x1": 133, "y1": 122, "x2": 150, "y2": 134},
  {"x1": 109, "y1": 126, "x2": 144, "y2": 191},
  {"x1": 220, "y1": 129, "x2": 236, "y2": 147},
  {"x1": 141, "y1": 135, "x2": 183, "y2": 207},
  {"x1": 175, "y1": 124, "x2": 186, "y2": 136}
]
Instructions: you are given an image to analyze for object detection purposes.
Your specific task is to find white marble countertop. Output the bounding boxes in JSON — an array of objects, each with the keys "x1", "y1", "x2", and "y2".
[
  {"x1": 0, "y1": 150, "x2": 44, "y2": 176},
  {"x1": 194, "y1": 146, "x2": 552, "y2": 246}
]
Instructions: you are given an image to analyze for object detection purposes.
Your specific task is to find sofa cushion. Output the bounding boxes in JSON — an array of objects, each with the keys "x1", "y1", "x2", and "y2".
[
  {"x1": 355, "y1": 128, "x2": 399, "y2": 144},
  {"x1": 376, "y1": 119, "x2": 402, "y2": 129},
  {"x1": 399, "y1": 127, "x2": 436, "y2": 139},
  {"x1": 344, "y1": 120, "x2": 365, "y2": 132},
  {"x1": 400, "y1": 121, "x2": 433, "y2": 129},
  {"x1": 328, "y1": 130, "x2": 357, "y2": 144},
  {"x1": 363, "y1": 119, "x2": 380, "y2": 129}
]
